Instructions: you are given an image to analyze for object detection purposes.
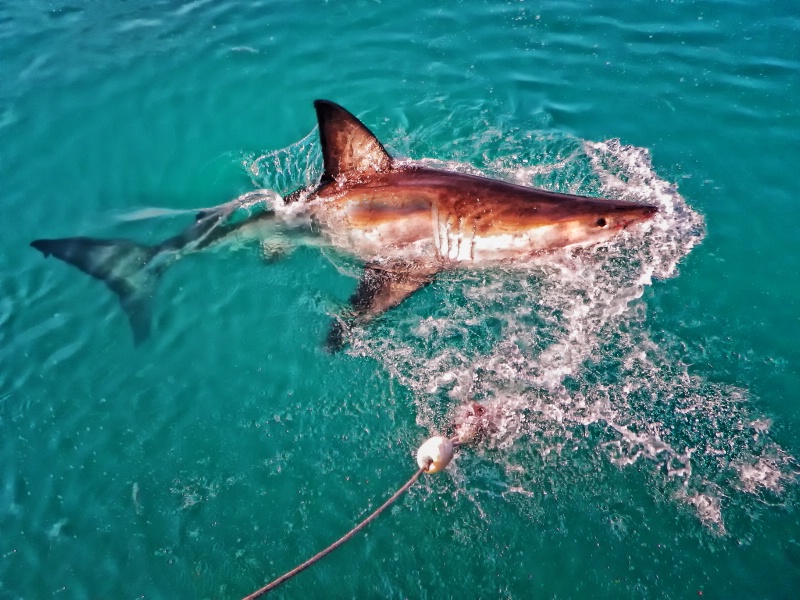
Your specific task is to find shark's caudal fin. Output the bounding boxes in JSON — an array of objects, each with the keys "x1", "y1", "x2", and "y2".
[
  {"x1": 30, "y1": 237, "x2": 161, "y2": 345},
  {"x1": 314, "y1": 99, "x2": 394, "y2": 184},
  {"x1": 326, "y1": 263, "x2": 437, "y2": 351}
]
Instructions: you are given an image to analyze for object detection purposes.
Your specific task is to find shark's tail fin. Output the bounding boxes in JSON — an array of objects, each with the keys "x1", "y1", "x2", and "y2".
[{"x1": 30, "y1": 237, "x2": 162, "y2": 345}]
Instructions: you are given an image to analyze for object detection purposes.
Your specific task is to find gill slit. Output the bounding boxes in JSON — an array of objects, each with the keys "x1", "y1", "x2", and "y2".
[
  {"x1": 456, "y1": 216, "x2": 464, "y2": 261},
  {"x1": 431, "y1": 204, "x2": 441, "y2": 259},
  {"x1": 470, "y1": 218, "x2": 477, "y2": 262},
  {"x1": 443, "y1": 213, "x2": 452, "y2": 259}
]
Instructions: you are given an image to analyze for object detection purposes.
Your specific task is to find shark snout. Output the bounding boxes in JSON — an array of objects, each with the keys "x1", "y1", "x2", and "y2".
[
  {"x1": 641, "y1": 204, "x2": 659, "y2": 218},
  {"x1": 617, "y1": 203, "x2": 658, "y2": 229}
]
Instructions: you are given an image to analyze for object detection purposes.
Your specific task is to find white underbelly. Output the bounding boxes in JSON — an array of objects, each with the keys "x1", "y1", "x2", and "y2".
[
  {"x1": 433, "y1": 214, "x2": 573, "y2": 264},
  {"x1": 469, "y1": 227, "x2": 563, "y2": 262},
  {"x1": 332, "y1": 223, "x2": 572, "y2": 265}
]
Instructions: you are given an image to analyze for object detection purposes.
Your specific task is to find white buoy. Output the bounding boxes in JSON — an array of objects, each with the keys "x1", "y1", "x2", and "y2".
[{"x1": 416, "y1": 436, "x2": 455, "y2": 473}]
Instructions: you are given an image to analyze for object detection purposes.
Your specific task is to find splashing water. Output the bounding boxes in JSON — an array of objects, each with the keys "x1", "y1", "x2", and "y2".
[
  {"x1": 245, "y1": 128, "x2": 322, "y2": 196},
  {"x1": 244, "y1": 123, "x2": 795, "y2": 532}
]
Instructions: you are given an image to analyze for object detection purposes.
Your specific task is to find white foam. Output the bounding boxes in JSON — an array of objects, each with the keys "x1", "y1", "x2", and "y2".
[{"x1": 734, "y1": 456, "x2": 789, "y2": 495}]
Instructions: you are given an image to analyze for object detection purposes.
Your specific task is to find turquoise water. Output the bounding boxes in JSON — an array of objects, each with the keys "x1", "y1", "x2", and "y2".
[{"x1": 2, "y1": 0, "x2": 799, "y2": 597}]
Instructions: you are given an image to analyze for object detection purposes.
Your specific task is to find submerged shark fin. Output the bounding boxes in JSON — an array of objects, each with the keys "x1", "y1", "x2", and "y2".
[
  {"x1": 314, "y1": 99, "x2": 393, "y2": 184},
  {"x1": 116, "y1": 277, "x2": 157, "y2": 345},
  {"x1": 326, "y1": 263, "x2": 438, "y2": 351},
  {"x1": 30, "y1": 237, "x2": 161, "y2": 345}
]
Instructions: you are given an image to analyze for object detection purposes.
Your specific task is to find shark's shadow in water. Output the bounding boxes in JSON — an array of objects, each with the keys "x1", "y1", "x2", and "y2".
[{"x1": 31, "y1": 100, "x2": 657, "y2": 349}]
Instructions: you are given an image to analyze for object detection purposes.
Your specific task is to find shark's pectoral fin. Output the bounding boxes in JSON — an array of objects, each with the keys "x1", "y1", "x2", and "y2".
[{"x1": 326, "y1": 263, "x2": 439, "y2": 352}]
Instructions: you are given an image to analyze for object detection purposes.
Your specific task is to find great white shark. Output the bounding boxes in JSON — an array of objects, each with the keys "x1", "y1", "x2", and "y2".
[{"x1": 31, "y1": 100, "x2": 657, "y2": 349}]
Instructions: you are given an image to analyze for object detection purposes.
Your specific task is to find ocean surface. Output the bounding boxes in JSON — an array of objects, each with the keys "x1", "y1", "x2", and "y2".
[{"x1": 2, "y1": 1, "x2": 799, "y2": 598}]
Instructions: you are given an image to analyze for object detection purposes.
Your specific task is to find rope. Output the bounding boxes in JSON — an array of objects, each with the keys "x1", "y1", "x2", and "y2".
[{"x1": 243, "y1": 461, "x2": 430, "y2": 599}]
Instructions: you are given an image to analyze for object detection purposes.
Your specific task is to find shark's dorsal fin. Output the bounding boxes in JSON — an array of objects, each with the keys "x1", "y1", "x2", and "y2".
[{"x1": 314, "y1": 100, "x2": 393, "y2": 183}]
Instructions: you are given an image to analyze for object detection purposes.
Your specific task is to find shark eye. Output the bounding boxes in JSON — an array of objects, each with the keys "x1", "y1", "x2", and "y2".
[{"x1": 596, "y1": 218, "x2": 607, "y2": 228}]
